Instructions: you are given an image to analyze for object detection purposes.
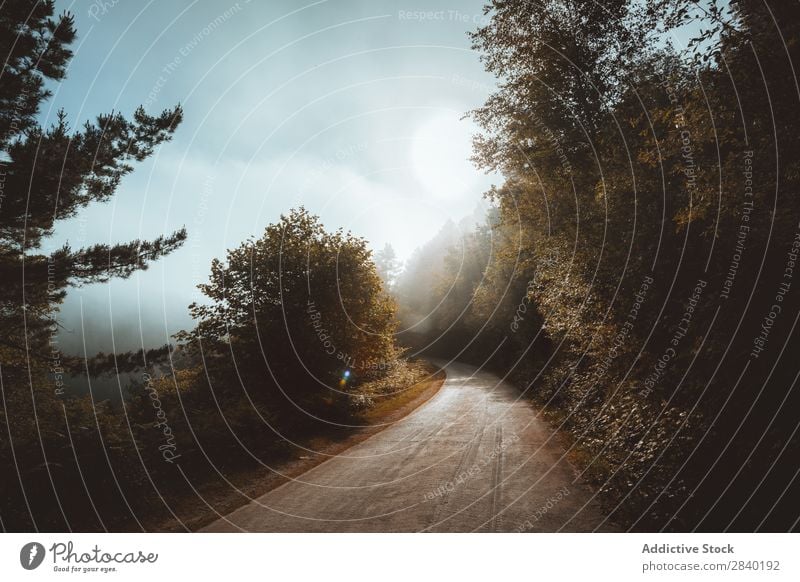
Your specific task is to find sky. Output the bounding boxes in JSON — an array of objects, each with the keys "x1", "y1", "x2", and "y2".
[{"x1": 45, "y1": 0, "x2": 501, "y2": 354}]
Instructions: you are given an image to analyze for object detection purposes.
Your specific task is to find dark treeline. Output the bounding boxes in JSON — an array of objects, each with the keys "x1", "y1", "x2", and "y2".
[{"x1": 398, "y1": 0, "x2": 800, "y2": 531}]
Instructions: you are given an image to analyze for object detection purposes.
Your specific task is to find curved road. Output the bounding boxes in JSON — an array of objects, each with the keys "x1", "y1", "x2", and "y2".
[{"x1": 202, "y1": 361, "x2": 611, "y2": 532}]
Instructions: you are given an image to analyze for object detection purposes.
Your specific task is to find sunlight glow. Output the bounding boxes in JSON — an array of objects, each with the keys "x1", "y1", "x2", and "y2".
[{"x1": 410, "y1": 113, "x2": 481, "y2": 200}]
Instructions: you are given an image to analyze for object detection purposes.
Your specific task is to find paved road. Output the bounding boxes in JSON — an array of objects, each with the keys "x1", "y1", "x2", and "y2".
[{"x1": 202, "y1": 361, "x2": 611, "y2": 532}]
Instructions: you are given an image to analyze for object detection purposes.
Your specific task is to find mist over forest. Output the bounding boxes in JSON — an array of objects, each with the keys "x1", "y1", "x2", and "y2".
[{"x1": 1, "y1": 0, "x2": 799, "y2": 535}]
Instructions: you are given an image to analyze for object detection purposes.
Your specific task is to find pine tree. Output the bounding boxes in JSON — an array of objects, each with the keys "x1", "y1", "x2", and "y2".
[
  {"x1": 374, "y1": 243, "x2": 401, "y2": 292},
  {"x1": 0, "y1": 1, "x2": 186, "y2": 371},
  {"x1": 0, "y1": 0, "x2": 187, "y2": 530}
]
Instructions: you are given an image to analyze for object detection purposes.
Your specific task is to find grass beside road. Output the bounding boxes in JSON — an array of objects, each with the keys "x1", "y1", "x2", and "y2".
[
  {"x1": 360, "y1": 361, "x2": 446, "y2": 424},
  {"x1": 149, "y1": 360, "x2": 445, "y2": 532}
]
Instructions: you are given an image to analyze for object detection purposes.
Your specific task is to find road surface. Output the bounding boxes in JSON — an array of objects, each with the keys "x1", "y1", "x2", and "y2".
[{"x1": 202, "y1": 361, "x2": 612, "y2": 532}]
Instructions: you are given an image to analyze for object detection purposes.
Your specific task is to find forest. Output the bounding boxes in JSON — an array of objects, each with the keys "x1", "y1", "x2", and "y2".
[
  {"x1": 396, "y1": 0, "x2": 800, "y2": 530},
  {"x1": 1, "y1": 0, "x2": 798, "y2": 532}
]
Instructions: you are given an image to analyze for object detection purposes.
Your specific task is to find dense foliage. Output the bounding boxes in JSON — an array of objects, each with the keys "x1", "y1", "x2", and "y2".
[
  {"x1": 399, "y1": 0, "x2": 800, "y2": 531},
  {"x1": 180, "y1": 207, "x2": 397, "y2": 422}
]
